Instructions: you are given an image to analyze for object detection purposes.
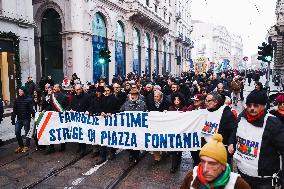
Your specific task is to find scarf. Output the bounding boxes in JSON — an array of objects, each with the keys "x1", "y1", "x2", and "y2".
[
  {"x1": 197, "y1": 164, "x2": 231, "y2": 189},
  {"x1": 245, "y1": 110, "x2": 265, "y2": 123}
]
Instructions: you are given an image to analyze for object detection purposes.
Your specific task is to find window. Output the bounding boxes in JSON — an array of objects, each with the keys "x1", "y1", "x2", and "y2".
[
  {"x1": 164, "y1": 11, "x2": 166, "y2": 19},
  {"x1": 155, "y1": 5, "x2": 157, "y2": 13},
  {"x1": 115, "y1": 21, "x2": 126, "y2": 77},
  {"x1": 145, "y1": 33, "x2": 151, "y2": 76},
  {"x1": 133, "y1": 28, "x2": 141, "y2": 75},
  {"x1": 146, "y1": 0, "x2": 149, "y2": 6}
]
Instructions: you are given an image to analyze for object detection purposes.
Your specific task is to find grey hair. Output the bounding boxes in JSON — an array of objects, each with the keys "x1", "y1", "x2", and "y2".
[
  {"x1": 154, "y1": 90, "x2": 163, "y2": 98},
  {"x1": 209, "y1": 91, "x2": 224, "y2": 105}
]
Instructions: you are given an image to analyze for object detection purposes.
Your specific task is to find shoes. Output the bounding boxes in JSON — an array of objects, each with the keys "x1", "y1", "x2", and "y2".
[
  {"x1": 22, "y1": 147, "x2": 29, "y2": 153},
  {"x1": 96, "y1": 158, "x2": 106, "y2": 165},
  {"x1": 15, "y1": 147, "x2": 23, "y2": 153}
]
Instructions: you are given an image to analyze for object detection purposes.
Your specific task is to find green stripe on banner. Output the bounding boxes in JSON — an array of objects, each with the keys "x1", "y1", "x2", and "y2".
[{"x1": 35, "y1": 112, "x2": 45, "y2": 126}]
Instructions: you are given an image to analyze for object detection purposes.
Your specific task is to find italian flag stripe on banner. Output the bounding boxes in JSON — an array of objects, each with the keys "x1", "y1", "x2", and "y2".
[
  {"x1": 52, "y1": 94, "x2": 64, "y2": 113},
  {"x1": 37, "y1": 112, "x2": 53, "y2": 140}
]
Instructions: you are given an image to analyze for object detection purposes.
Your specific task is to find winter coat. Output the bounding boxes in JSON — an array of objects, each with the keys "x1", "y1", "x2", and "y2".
[
  {"x1": 269, "y1": 109, "x2": 284, "y2": 123},
  {"x1": 11, "y1": 96, "x2": 35, "y2": 121},
  {"x1": 89, "y1": 95, "x2": 103, "y2": 115},
  {"x1": 168, "y1": 105, "x2": 187, "y2": 112},
  {"x1": 180, "y1": 170, "x2": 251, "y2": 189},
  {"x1": 231, "y1": 80, "x2": 241, "y2": 93},
  {"x1": 44, "y1": 93, "x2": 68, "y2": 112},
  {"x1": 70, "y1": 92, "x2": 90, "y2": 113},
  {"x1": 233, "y1": 111, "x2": 284, "y2": 179},
  {"x1": 147, "y1": 97, "x2": 170, "y2": 112},
  {"x1": 101, "y1": 94, "x2": 120, "y2": 114},
  {"x1": 120, "y1": 99, "x2": 146, "y2": 112},
  {"x1": 114, "y1": 91, "x2": 128, "y2": 108}
]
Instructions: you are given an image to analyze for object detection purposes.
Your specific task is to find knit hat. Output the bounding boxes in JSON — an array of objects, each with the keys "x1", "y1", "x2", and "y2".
[
  {"x1": 199, "y1": 134, "x2": 227, "y2": 166},
  {"x1": 246, "y1": 90, "x2": 268, "y2": 105},
  {"x1": 19, "y1": 86, "x2": 27, "y2": 94},
  {"x1": 275, "y1": 94, "x2": 284, "y2": 104}
]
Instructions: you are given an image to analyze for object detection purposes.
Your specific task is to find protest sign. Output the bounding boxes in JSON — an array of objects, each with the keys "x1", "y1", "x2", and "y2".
[{"x1": 35, "y1": 110, "x2": 207, "y2": 151}]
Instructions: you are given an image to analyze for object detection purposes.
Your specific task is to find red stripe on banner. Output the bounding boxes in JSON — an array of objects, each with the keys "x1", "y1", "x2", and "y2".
[{"x1": 37, "y1": 112, "x2": 53, "y2": 140}]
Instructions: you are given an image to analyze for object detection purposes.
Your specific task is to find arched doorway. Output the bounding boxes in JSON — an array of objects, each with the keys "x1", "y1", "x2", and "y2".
[
  {"x1": 145, "y1": 33, "x2": 151, "y2": 77},
  {"x1": 41, "y1": 8, "x2": 63, "y2": 83},
  {"x1": 92, "y1": 13, "x2": 108, "y2": 82},
  {"x1": 115, "y1": 21, "x2": 125, "y2": 77},
  {"x1": 133, "y1": 28, "x2": 141, "y2": 75}
]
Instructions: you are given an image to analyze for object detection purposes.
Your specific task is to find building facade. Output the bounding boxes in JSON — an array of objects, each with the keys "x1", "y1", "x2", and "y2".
[
  {"x1": 191, "y1": 20, "x2": 243, "y2": 70},
  {"x1": 0, "y1": 0, "x2": 35, "y2": 104},
  {"x1": 269, "y1": 0, "x2": 284, "y2": 74},
  {"x1": 32, "y1": 0, "x2": 193, "y2": 83}
]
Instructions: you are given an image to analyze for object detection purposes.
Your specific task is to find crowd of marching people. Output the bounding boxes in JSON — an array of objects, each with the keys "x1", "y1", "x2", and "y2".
[{"x1": 7, "y1": 68, "x2": 284, "y2": 188}]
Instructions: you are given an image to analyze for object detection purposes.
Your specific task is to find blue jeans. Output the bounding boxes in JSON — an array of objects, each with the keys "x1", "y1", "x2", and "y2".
[{"x1": 15, "y1": 119, "x2": 31, "y2": 148}]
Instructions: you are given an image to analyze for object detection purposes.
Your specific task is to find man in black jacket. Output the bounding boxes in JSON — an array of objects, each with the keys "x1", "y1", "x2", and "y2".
[
  {"x1": 11, "y1": 87, "x2": 35, "y2": 153},
  {"x1": 70, "y1": 84, "x2": 90, "y2": 156},
  {"x1": 230, "y1": 90, "x2": 284, "y2": 188},
  {"x1": 96, "y1": 85, "x2": 119, "y2": 164}
]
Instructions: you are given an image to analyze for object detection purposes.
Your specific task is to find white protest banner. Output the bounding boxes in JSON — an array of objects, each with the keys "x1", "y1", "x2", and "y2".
[{"x1": 35, "y1": 110, "x2": 206, "y2": 151}]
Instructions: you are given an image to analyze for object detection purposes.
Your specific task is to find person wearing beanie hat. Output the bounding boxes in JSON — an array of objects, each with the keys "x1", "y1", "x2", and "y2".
[
  {"x1": 181, "y1": 134, "x2": 251, "y2": 189},
  {"x1": 11, "y1": 87, "x2": 35, "y2": 153},
  {"x1": 229, "y1": 90, "x2": 284, "y2": 188},
  {"x1": 270, "y1": 94, "x2": 284, "y2": 123},
  {"x1": 246, "y1": 89, "x2": 267, "y2": 106}
]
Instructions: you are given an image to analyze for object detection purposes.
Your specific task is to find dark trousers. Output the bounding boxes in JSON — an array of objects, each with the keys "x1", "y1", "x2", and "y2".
[
  {"x1": 239, "y1": 172, "x2": 275, "y2": 189},
  {"x1": 15, "y1": 119, "x2": 31, "y2": 148},
  {"x1": 78, "y1": 143, "x2": 86, "y2": 153},
  {"x1": 240, "y1": 88, "x2": 244, "y2": 100},
  {"x1": 129, "y1": 150, "x2": 140, "y2": 160},
  {"x1": 171, "y1": 151, "x2": 182, "y2": 169},
  {"x1": 99, "y1": 146, "x2": 116, "y2": 160}
]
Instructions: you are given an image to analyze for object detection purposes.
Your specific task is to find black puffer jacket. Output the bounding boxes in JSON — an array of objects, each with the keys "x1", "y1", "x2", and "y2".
[
  {"x1": 269, "y1": 109, "x2": 284, "y2": 123},
  {"x1": 101, "y1": 94, "x2": 119, "y2": 114},
  {"x1": 218, "y1": 106, "x2": 237, "y2": 145},
  {"x1": 11, "y1": 96, "x2": 35, "y2": 121},
  {"x1": 234, "y1": 111, "x2": 284, "y2": 178},
  {"x1": 70, "y1": 92, "x2": 90, "y2": 112}
]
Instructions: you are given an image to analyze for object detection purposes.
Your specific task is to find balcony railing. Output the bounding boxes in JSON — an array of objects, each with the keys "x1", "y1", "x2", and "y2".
[
  {"x1": 183, "y1": 37, "x2": 191, "y2": 46},
  {"x1": 176, "y1": 33, "x2": 183, "y2": 42},
  {"x1": 128, "y1": 0, "x2": 169, "y2": 35}
]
